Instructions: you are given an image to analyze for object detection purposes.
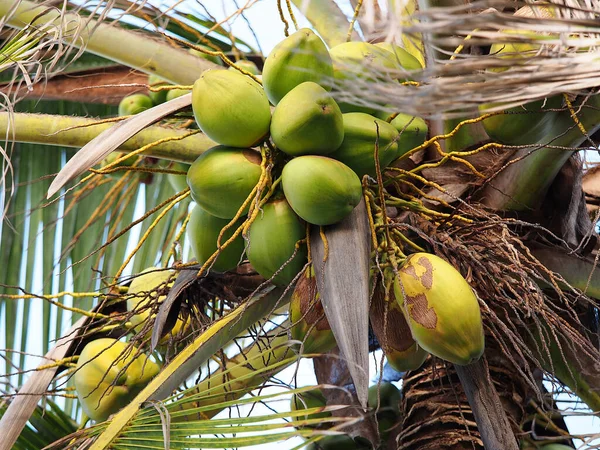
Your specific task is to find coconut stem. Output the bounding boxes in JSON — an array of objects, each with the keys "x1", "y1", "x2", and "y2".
[
  {"x1": 0, "y1": 112, "x2": 214, "y2": 163},
  {"x1": 1, "y1": 0, "x2": 217, "y2": 85}
]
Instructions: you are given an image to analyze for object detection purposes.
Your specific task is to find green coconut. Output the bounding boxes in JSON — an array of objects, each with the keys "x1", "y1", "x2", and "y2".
[
  {"x1": 118, "y1": 94, "x2": 153, "y2": 116},
  {"x1": 374, "y1": 42, "x2": 422, "y2": 70},
  {"x1": 147, "y1": 74, "x2": 170, "y2": 105},
  {"x1": 389, "y1": 114, "x2": 428, "y2": 158},
  {"x1": 262, "y1": 28, "x2": 334, "y2": 105},
  {"x1": 229, "y1": 59, "x2": 261, "y2": 75},
  {"x1": 166, "y1": 162, "x2": 190, "y2": 193},
  {"x1": 368, "y1": 382, "x2": 401, "y2": 440},
  {"x1": 329, "y1": 42, "x2": 400, "y2": 114},
  {"x1": 330, "y1": 42, "x2": 399, "y2": 80},
  {"x1": 187, "y1": 146, "x2": 262, "y2": 219},
  {"x1": 166, "y1": 88, "x2": 190, "y2": 102},
  {"x1": 395, "y1": 253, "x2": 485, "y2": 366},
  {"x1": 127, "y1": 267, "x2": 189, "y2": 343},
  {"x1": 189, "y1": 45, "x2": 223, "y2": 65},
  {"x1": 368, "y1": 382, "x2": 400, "y2": 414},
  {"x1": 488, "y1": 6, "x2": 556, "y2": 73},
  {"x1": 192, "y1": 69, "x2": 271, "y2": 148},
  {"x1": 270, "y1": 82, "x2": 344, "y2": 156},
  {"x1": 246, "y1": 198, "x2": 307, "y2": 285},
  {"x1": 329, "y1": 112, "x2": 399, "y2": 177},
  {"x1": 290, "y1": 388, "x2": 331, "y2": 429},
  {"x1": 187, "y1": 204, "x2": 245, "y2": 272},
  {"x1": 282, "y1": 156, "x2": 362, "y2": 226}
]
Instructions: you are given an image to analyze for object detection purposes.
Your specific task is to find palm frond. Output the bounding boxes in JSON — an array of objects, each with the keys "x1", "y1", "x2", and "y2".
[{"x1": 0, "y1": 398, "x2": 78, "y2": 450}]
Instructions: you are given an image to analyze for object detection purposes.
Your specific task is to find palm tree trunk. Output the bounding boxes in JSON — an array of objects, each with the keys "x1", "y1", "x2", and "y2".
[{"x1": 398, "y1": 342, "x2": 532, "y2": 449}]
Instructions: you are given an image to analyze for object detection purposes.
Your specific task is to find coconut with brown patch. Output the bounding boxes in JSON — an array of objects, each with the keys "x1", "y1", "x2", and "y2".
[{"x1": 394, "y1": 253, "x2": 485, "y2": 365}]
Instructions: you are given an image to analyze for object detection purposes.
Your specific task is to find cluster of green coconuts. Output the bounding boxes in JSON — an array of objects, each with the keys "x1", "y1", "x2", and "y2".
[
  {"x1": 78, "y1": 32, "x2": 431, "y2": 422},
  {"x1": 112, "y1": 31, "x2": 428, "y2": 286},
  {"x1": 182, "y1": 29, "x2": 427, "y2": 285}
]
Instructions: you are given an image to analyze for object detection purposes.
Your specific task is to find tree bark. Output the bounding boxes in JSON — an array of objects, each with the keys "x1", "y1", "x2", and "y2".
[{"x1": 398, "y1": 347, "x2": 530, "y2": 449}]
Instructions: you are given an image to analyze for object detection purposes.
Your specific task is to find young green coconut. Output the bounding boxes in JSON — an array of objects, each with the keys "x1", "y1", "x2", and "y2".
[
  {"x1": 165, "y1": 88, "x2": 190, "y2": 102},
  {"x1": 262, "y1": 28, "x2": 334, "y2": 105},
  {"x1": 187, "y1": 204, "x2": 245, "y2": 272},
  {"x1": 147, "y1": 74, "x2": 170, "y2": 105},
  {"x1": 246, "y1": 198, "x2": 307, "y2": 285},
  {"x1": 329, "y1": 112, "x2": 399, "y2": 177},
  {"x1": 389, "y1": 114, "x2": 428, "y2": 157},
  {"x1": 281, "y1": 156, "x2": 362, "y2": 226},
  {"x1": 118, "y1": 93, "x2": 153, "y2": 116},
  {"x1": 74, "y1": 338, "x2": 160, "y2": 422},
  {"x1": 192, "y1": 69, "x2": 271, "y2": 148},
  {"x1": 479, "y1": 97, "x2": 562, "y2": 146},
  {"x1": 329, "y1": 41, "x2": 411, "y2": 114},
  {"x1": 368, "y1": 382, "x2": 401, "y2": 441},
  {"x1": 394, "y1": 253, "x2": 485, "y2": 366},
  {"x1": 187, "y1": 146, "x2": 262, "y2": 219},
  {"x1": 270, "y1": 82, "x2": 344, "y2": 157},
  {"x1": 374, "y1": 42, "x2": 422, "y2": 70}
]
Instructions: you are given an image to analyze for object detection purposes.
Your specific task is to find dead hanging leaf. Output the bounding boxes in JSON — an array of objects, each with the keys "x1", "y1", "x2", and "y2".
[
  {"x1": 310, "y1": 198, "x2": 371, "y2": 408},
  {"x1": 151, "y1": 264, "x2": 200, "y2": 351},
  {"x1": 313, "y1": 348, "x2": 380, "y2": 446},
  {"x1": 47, "y1": 93, "x2": 193, "y2": 198}
]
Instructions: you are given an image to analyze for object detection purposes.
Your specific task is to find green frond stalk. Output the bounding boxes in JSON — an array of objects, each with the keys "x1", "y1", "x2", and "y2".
[
  {"x1": 171, "y1": 332, "x2": 297, "y2": 422},
  {"x1": 2, "y1": 0, "x2": 216, "y2": 85},
  {"x1": 480, "y1": 94, "x2": 600, "y2": 210},
  {"x1": 0, "y1": 112, "x2": 214, "y2": 162}
]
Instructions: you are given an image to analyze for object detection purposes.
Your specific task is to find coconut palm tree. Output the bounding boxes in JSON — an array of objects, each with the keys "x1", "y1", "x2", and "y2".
[{"x1": 0, "y1": 1, "x2": 599, "y2": 449}]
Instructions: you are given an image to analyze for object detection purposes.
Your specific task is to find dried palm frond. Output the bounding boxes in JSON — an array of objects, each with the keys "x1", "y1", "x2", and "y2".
[{"x1": 335, "y1": 0, "x2": 600, "y2": 118}]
